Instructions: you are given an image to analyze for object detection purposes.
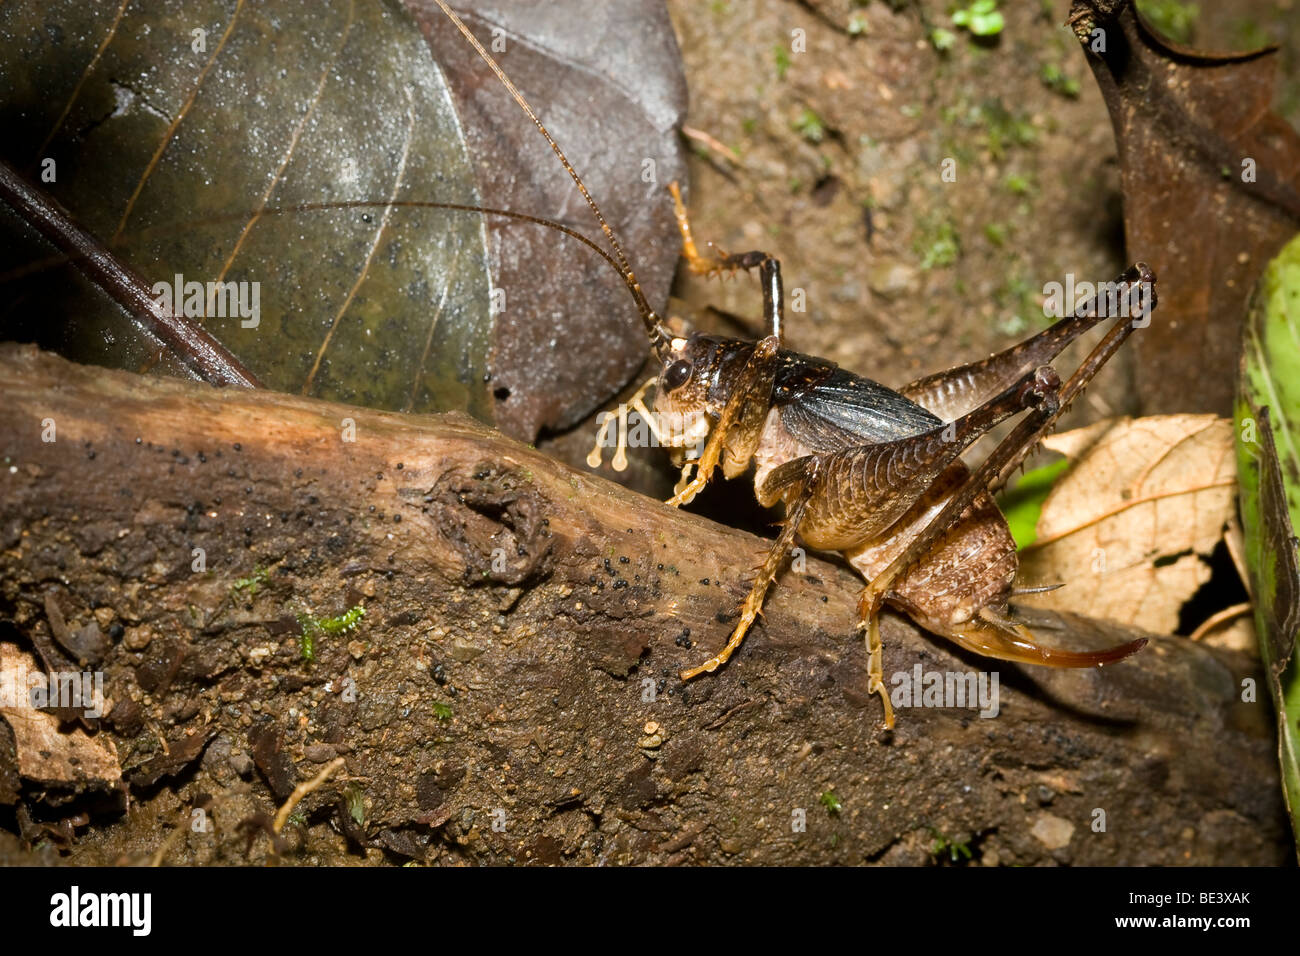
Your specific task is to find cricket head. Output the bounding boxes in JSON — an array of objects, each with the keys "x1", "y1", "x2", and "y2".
[{"x1": 652, "y1": 332, "x2": 755, "y2": 467}]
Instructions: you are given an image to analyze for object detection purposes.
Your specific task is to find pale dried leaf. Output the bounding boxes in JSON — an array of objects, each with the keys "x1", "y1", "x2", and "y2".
[
  {"x1": 0, "y1": 644, "x2": 119, "y2": 789},
  {"x1": 1039, "y1": 418, "x2": 1112, "y2": 460},
  {"x1": 1199, "y1": 614, "x2": 1258, "y2": 654},
  {"x1": 1018, "y1": 415, "x2": 1238, "y2": 634}
]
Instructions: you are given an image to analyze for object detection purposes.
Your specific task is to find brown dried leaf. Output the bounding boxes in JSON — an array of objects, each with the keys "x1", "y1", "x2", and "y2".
[
  {"x1": 1071, "y1": 0, "x2": 1300, "y2": 415},
  {"x1": 413, "y1": 0, "x2": 689, "y2": 438},
  {"x1": 0, "y1": 644, "x2": 119, "y2": 791},
  {"x1": 1017, "y1": 415, "x2": 1237, "y2": 633}
]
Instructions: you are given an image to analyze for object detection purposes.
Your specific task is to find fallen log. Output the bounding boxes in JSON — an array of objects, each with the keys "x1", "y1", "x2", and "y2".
[{"x1": 0, "y1": 344, "x2": 1287, "y2": 864}]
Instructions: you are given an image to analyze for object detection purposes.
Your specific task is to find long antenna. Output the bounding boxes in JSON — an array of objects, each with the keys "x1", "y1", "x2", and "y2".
[
  {"x1": 1, "y1": 200, "x2": 640, "y2": 300},
  {"x1": 430, "y1": 0, "x2": 669, "y2": 351}
]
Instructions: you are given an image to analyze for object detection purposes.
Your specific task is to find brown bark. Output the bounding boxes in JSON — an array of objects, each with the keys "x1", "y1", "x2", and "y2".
[{"x1": 0, "y1": 344, "x2": 1288, "y2": 864}]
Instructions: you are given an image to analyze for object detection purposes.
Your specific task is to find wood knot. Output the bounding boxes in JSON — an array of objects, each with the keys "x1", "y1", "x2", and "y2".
[{"x1": 430, "y1": 463, "x2": 553, "y2": 587}]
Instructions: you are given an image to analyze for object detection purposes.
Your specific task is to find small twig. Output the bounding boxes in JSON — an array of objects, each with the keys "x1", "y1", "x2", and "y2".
[
  {"x1": 272, "y1": 756, "x2": 347, "y2": 834},
  {"x1": 148, "y1": 808, "x2": 190, "y2": 868},
  {"x1": 681, "y1": 125, "x2": 741, "y2": 165},
  {"x1": 704, "y1": 698, "x2": 762, "y2": 730},
  {"x1": 658, "y1": 820, "x2": 707, "y2": 854},
  {"x1": 1186, "y1": 602, "x2": 1253, "y2": 643}
]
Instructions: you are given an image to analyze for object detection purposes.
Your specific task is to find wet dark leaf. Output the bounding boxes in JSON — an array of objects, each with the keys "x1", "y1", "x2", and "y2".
[
  {"x1": 249, "y1": 722, "x2": 296, "y2": 801},
  {"x1": 1071, "y1": 0, "x2": 1300, "y2": 415},
  {"x1": 127, "y1": 729, "x2": 214, "y2": 788},
  {"x1": 0, "y1": 0, "x2": 686, "y2": 440}
]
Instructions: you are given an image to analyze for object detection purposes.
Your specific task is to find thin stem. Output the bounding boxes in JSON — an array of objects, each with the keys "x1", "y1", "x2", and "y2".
[{"x1": 0, "y1": 158, "x2": 260, "y2": 389}]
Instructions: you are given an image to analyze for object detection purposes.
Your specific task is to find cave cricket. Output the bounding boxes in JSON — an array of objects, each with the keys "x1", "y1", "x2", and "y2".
[{"x1": 430, "y1": 0, "x2": 1155, "y2": 728}]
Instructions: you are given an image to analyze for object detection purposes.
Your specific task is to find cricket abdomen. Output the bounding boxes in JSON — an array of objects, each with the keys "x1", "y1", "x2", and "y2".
[{"x1": 843, "y1": 461, "x2": 1018, "y2": 631}]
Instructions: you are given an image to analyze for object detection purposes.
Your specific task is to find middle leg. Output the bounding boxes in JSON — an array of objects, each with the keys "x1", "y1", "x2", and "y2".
[{"x1": 679, "y1": 463, "x2": 820, "y2": 679}]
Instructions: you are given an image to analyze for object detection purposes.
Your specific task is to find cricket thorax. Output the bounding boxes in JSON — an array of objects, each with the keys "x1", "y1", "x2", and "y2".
[{"x1": 752, "y1": 407, "x2": 817, "y2": 495}]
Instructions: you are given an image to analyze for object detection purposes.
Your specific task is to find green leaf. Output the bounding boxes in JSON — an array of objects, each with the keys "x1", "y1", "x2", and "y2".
[
  {"x1": 317, "y1": 605, "x2": 365, "y2": 634},
  {"x1": 773, "y1": 44, "x2": 791, "y2": 80},
  {"x1": 792, "y1": 108, "x2": 826, "y2": 144},
  {"x1": 968, "y1": 11, "x2": 1004, "y2": 36},
  {"x1": 930, "y1": 28, "x2": 957, "y2": 51},
  {"x1": 952, "y1": 1, "x2": 1003, "y2": 38},
  {"x1": 983, "y1": 221, "x2": 1008, "y2": 247},
  {"x1": 344, "y1": 784, "x2": 366, "y2": 827},
  {"x1": 998, "y1": 457, "x2": 1070, "y2": 550},
  {"x1": 1237, "y1": 232, "x2": 1300, "y2": 854},
  {"x1": 916, "y1": 220, "x2": 960, "y2": 270},
  {"x1": 231, "y1": 565, "x2": 269, "y2": 596},
  {"x1": 1040, "y1": 63, "x2": 1081, "y2": 98},
  {"x1": 1241, "y1": 237, "x2": 1300, "y2": 520}
]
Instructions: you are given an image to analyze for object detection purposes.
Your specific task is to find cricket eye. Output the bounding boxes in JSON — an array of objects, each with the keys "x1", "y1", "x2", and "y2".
[{"x1": 663, "y1": 360, "x2": 692, "y2": 391}]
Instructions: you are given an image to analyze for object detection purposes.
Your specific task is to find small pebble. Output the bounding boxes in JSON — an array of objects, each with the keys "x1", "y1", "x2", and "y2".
[{"x1": 304, "y1": 743, "x2": 337, "y2": 762}]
